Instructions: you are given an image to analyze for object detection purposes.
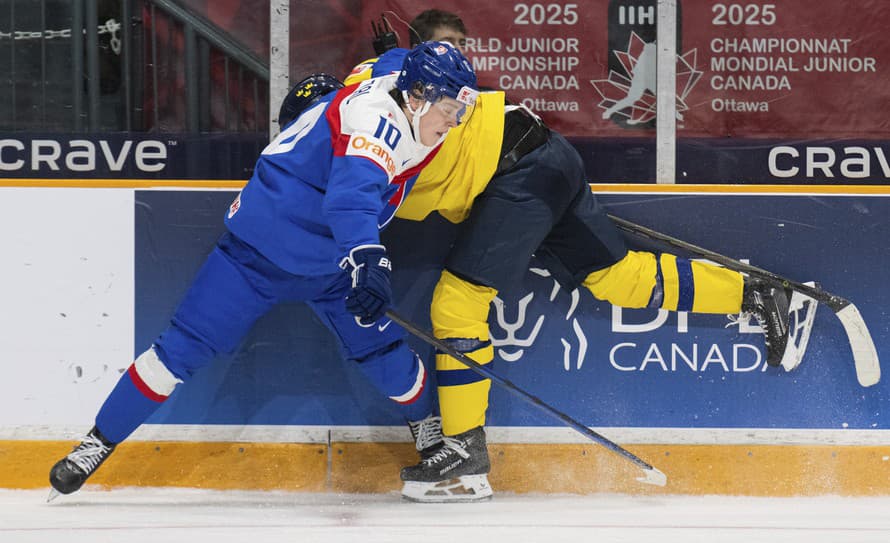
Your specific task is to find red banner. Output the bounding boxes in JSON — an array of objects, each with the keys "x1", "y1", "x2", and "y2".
[{"x1": 354, "y1": 0, "x2": 890, "y2": 139}]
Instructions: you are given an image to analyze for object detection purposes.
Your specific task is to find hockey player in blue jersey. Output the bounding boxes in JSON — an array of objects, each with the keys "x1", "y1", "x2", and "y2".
[{"x1": 47, "y1": 41, "x2": 479, "y2": 500}]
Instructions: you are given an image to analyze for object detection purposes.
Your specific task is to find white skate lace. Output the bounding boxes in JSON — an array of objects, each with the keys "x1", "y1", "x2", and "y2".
[
  {"x1": 726, "y1": 307, "x2": 769, "y2": 329},
  {"x1": 409, "y1": 416, "x2": 443, "y2": 451},
  {"x1": 726, "y1": 312, "x2": 753, "y2": 328},
  {"x1": 422, "y1": 436, "x2": 470, "y2": 466},
  {"x1": 67, "y1": 434, "x2": 112, "y2": 473}
]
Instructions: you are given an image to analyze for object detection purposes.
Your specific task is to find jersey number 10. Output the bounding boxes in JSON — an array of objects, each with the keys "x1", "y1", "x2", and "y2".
[{"x1": 374, "y1": 116, "x2": 402, "y2": 149}]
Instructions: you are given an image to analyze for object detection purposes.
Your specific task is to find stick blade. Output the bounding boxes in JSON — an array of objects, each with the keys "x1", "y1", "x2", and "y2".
[
  {"x1": 636, "y1": 467, "x2": 667, "y2": 487},
  {"x1": 835, "y1": 303, "x2": 881, "y2": 387},
  {"x1": 780, "y1": 286, "x2": 819, "y2": 372}
]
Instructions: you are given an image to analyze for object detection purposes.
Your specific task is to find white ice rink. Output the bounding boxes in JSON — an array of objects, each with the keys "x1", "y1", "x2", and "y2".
[{"x1": 2, "y1": 488, "x2": 890, "y2": 543}]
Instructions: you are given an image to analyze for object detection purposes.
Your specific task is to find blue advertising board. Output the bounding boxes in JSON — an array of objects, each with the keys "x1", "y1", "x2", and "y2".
[
  {"x1": 136, "y1": 190, "x2": 889, "y2": 430},
  {"x1": 5, "y1": 134, "x2": 890, "y2": 184},
  {"x1": 573, "y1": 139, "x2": 890, "y2": 184},
  {"x1": 0, "y1": 134, "x2": 265, "y2": 179}
]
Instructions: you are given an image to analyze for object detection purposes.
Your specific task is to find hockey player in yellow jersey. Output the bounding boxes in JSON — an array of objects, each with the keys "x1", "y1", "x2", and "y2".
[
  {"x1": 390, "y1": 85, "x2": 794, "y2": 503},
  {"x1": 286, "y1": 22, "x2": 800, "y2": 501}
]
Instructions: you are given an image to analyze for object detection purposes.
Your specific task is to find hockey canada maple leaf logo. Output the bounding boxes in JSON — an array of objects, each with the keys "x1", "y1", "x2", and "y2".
[{"x1": 591, "y1": 32, "x2": 702, "y2": 126}]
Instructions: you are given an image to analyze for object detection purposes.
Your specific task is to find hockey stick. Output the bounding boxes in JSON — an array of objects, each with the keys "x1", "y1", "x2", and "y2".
[
  {"x1": 608, "y1": 214, "x2": 881, "y2": 387},
  {"x1": 385, "y1": 310, "x2": 668, "y2": 487}
]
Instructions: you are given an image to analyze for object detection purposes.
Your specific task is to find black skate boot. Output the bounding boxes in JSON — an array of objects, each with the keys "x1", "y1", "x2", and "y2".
[
  {"x1": 48, "y1": 426, "x2": 116, "y2": 501},
  {"x1": 407, "y1": 414, "x2": 444, "y2": 460},
  {"x1": 742, "y1": 279, "x2": 792, "y2": 367},
  {"x1": 400, "y1": 426, "x2": 492, "y2": 502}
]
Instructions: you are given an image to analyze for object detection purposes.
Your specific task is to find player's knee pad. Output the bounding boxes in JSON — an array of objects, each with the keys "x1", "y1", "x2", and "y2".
[
  {"x1": 431, "y1": 269, "x2": 497, "y2": 339},
  {"x1": 353, "y1": 340, "x2": 428, "y2": 407}
]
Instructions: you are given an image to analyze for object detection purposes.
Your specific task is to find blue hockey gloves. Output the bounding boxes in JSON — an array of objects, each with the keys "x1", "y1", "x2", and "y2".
[{"x1": 340, "y1": 245, "x2": 392, "y2": 326}]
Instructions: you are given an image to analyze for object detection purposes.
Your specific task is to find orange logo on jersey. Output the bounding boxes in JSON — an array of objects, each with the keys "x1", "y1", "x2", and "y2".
[{"x1": 349, "y1": 135, "x2": 397, "y2": 176}]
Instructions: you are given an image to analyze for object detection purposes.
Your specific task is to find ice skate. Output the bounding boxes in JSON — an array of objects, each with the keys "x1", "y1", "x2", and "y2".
[
  {"x1": 741, "y1": 279, "x2": 817, "y2": 370},
  {"x1": 48, "y1": 426, "x2": 116, "y2": 501},
  {"x1": 407, "y1": 414, "x2": 444, "y2": 460},
  {"x1": 400, "y1": 426, "x2": 492, "y2": 503}
]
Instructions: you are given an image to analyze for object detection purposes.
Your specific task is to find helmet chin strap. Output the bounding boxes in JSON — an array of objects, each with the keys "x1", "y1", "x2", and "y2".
[{"x1": 403, "y1": 91, "x2": 436, "y2": 148}]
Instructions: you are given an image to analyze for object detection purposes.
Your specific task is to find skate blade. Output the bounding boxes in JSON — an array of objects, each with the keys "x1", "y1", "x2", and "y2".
[
  {"x1": 780, "y1": 283, "x2": 819, "y2": 372},
  {"x1": 401, "y1": 474, "x2": 493, "y2": 503},
  {"x1": 46, "y1": 488, "x2": 61, "y2": 503}
]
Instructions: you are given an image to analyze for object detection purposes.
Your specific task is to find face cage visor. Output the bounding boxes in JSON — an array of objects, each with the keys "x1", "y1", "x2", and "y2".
[{"x1": 410, "y1": 82, "x2": 479, "y2": 126}]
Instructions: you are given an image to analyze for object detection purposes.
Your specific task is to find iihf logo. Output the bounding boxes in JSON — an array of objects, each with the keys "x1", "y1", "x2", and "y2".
[{"x1": 591, "y1": 0, "x2": 702, "y2": 129}]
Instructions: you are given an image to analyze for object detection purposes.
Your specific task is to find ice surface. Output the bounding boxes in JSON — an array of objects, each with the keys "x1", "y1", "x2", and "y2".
[{"x1": 2, "y1": 488, "x2": 889, "y2": 543}]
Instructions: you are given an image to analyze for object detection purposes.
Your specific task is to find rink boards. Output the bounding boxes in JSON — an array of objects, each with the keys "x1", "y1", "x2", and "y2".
[{"x1": 1, "y1": 182, "x2": 889, "y2": 495}]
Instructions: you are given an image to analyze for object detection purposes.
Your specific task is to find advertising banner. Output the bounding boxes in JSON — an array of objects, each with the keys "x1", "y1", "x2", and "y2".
[
  {"x1": 132, "y1": 189, "x2": 890, "y2": 431},
  {"x1": 2, "y1": 186, "x2": 887, "y2": 434},
  {"x1": 6, "y1": 132, "x2": 881, "y2": 184},
  {"x1": 574, "y1": 138, "x2": 890, "y2": 184},
  {"x1": 0, "y1": 134, "x2": 265, "y2": 179}
]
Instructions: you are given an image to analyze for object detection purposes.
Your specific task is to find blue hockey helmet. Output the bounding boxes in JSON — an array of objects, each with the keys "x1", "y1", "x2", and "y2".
[
  {"x1": 277, "y1": 73, "x2": 344, "y2": 128},
  {"x1": 396, "y1": 41, "x2": 478, "y2": 124}
]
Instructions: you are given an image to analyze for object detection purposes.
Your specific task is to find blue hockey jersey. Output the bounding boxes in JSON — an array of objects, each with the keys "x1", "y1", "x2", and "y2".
[{"x1": 225, "y1": 75, "x2": 440, "y2": 276}]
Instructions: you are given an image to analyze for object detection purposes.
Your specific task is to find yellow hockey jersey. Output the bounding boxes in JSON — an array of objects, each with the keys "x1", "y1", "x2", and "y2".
[{"x1": 395, "y1": 91, "x2": 505, "y2": 223}]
